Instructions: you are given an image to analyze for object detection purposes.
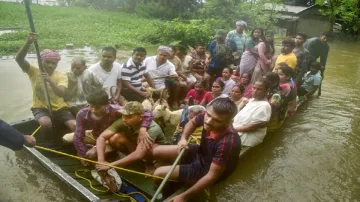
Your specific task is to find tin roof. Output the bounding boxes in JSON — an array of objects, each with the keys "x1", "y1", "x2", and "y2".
[{"x1": 264, "y1": 3, "x2": 317, "y2": 14}]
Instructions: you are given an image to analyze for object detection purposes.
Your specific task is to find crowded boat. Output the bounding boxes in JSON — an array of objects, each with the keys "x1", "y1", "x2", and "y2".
[{"x1": 1, "y1": 20, "x2": 330, "y2": 201}]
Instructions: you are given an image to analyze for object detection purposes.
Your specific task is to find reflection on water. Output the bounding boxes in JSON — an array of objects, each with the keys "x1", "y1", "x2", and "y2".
[{"x1": 0, "y1": 42, "x2": 360, "y2": 201}]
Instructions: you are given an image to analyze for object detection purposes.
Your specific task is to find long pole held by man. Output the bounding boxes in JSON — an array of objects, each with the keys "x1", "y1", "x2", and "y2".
[{"x1": 24, "y1": 0, "x2": 53, "y2": 117}]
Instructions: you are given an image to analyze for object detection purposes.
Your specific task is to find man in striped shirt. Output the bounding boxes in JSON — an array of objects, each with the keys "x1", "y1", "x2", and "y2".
[{"x1": 121, "y1": 47, "x2": 154, "y2": 102}]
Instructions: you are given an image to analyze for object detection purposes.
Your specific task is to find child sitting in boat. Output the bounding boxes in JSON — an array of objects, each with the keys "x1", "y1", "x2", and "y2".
[
  {"x1": 95, "y1": 101, "x2": 167, "y2": 174},
  {"x1": 200, "y1": 80, "x2": 228, "y2": 106},
  {"x1": 152, "y1": 98, "x2": 241, "y2": 201},
  {"x1": 62, "y1": 90, "x2": 153, "y2": 166},
  {"x1": 216, "y1": 67, "x2": 237, "y2": 95},
  {"x1": 297, "y1": 62, "x2": 322, "y2": 96},
  {"x1": 233, "y1": 79, "x2": 271, "y2": 148},
  {"x1": 184, "y1": 80, "x2": 207, "y2": 106},
  {"x1": 277, "y1": 63, "x2": 297, "y2": 117}
]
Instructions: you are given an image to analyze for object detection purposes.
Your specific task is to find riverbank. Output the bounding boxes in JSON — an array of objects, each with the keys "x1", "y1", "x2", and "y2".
[{"x1": 0, "y1": 2, "x2": 162, "y2": 55}]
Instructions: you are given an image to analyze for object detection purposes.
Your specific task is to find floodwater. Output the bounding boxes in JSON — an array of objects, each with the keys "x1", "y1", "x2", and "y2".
[{"x1": 0, "y1": 42, "x2": 359, "y2": 201}]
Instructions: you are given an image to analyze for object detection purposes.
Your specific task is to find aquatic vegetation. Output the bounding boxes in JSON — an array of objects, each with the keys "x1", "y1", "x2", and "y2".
[{"x1": 0, "y1": 2, "x2": 162, "y2": 55}]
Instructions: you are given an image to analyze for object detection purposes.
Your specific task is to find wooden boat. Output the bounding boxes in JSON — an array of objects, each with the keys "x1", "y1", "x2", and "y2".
[
  {"x1": 10, "y1": 94, "x2": 312, "y2": 202},
  {"x1": 10, "y1": 118, "x2": 178, "y2": 202}
]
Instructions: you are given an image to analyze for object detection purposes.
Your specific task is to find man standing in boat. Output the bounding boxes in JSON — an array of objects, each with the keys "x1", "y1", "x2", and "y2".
[
  {"x1": 152, "y1": 98, "x2": 241, "y2": 201},
  {"x1": 304, "y1": 32, "x2": 330, "y2": 95},
  {"x1": 15, "y1": 33, "x2": 76, "y2": 135},
  {"x1": 95, "y1": 101, "x2": 167, "y2": 174}
]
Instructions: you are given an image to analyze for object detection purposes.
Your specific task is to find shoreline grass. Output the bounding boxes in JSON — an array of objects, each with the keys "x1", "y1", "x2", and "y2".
[{"x1": 0, "y1": 2, "x2": 163, "y2": 55}]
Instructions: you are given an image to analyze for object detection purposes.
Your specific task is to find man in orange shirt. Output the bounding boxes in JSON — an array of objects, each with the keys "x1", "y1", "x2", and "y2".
[{"x1": 273, "y1": 39, "x2": 297, "y2": 72}]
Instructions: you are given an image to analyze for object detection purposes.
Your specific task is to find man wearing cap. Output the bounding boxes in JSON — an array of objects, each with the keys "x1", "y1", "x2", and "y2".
[
  {"x1": 144, "y1": 46, "x2": 180, "y2": 108},
  {"x1": 15, "y1": 33, "x2": 76, "y2": 135},
  {"x1": 95, "y1": 101, "x2": 167, "y2": 173},
  {"x1": 227, "y1": 21, "x2": 247, "y2": 66},
  {"x1": 63, "y1": 90, "x2": 154, "y2": 166},
  {"x1": 208, "y1": 29, "x2": 238, "y2": 78}
]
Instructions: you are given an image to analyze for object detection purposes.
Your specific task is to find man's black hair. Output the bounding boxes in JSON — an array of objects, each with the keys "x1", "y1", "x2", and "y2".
[
  {"x1": 196, "y1": 43, "x2": 206, "y2": 48},
  {"x1": 208, "y1": 97, "x2": 238, "y2": 120},
  {"x1": 296, "y1": 32, "x2": 308, "y2": 41},
  {"x1": 102, "y1": 47, "x2": 117, "y2": 57},
  {"x1": 282, "y1": 38, "x2": 295, "y2": 48},
  {"x1": 265, "y1": 72, "x2": 280, "y2": 87},
  {"x1": 86, "y1": 90, "x2": 109, "y2": 106},
  {"x1": 133, "y1": 47, "x2": 147, "y2": 55},
  {"x1": 255, "y1": 78, "x2": 271, "y2": 91},
  {"x1": 72, "y1": 57, "x2": 86, "y2": 66}
]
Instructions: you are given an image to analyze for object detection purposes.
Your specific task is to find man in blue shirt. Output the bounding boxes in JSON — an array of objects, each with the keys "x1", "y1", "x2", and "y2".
[
  {"x1": 227, "y1": 21, "x2": 247, "y2": 65},
  {"x1": 207, "y1": 29, "x2": 237, "y2": 78}
]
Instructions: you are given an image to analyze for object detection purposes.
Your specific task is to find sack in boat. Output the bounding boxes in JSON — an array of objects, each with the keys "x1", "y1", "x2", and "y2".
[{"x1": 91, "y1": 168, "x2": 122, "y2": 193}]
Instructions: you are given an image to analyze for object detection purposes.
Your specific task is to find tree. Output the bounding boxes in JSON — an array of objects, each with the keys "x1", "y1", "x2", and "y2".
[{"x1": 316, "y1": 0, "x2": 359, "y2": 35}]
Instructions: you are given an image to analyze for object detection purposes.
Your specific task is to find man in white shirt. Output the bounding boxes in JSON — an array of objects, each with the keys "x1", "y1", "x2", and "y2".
[
  {"x1": 144, "y1": 46, "x2": 180, "y2": 108},
  {"x1": 88, "y1": 47, "x2": 122, "y2": 104}
]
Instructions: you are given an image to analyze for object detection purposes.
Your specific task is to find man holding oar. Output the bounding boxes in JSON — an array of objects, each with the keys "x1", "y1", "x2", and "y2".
[
  {"x1": 15, "y1": 33, "x2": 76, "y2": 135},
  {"x1": 152, "y1": 98, "x2": 241, "y2": 201}
]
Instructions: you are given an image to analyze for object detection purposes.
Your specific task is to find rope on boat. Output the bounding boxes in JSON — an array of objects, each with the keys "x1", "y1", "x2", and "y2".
[
  {"x1": 34, "y1": 145, "x2": 175, "y2": 181},
  {"x1": 75, "y1": 169, "x2": 149, "y2": 202},
  {"x1": 31, "y1": 126, "x2": 41, "y2": 136}
]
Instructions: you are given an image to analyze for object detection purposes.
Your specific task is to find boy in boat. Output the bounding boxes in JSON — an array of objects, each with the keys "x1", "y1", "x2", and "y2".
[
  {"x1": 64, "y1": 57, "x2": 104, "y2": 116},
  {"x1": 0, "y1": 120, "x2": 36, "y2": 150},
  {"x1": 15, "y1": 33, "x2": 76, "y2": 135},
  {"x1": 121, "y1": 47, "x2": 155, "y2": 102},
  {"x1": 273, "y1": 39, "x2": 298, "y2": 72},
  {"x1": 144, "y1": 46, "x2": 180, "y2": 108},
  {"x1": 62, "y1": 90, "x2": 153, "y2": 166},
  {"x1": 152, "y1": 98, "x2": 241, "y2": 201},
  {"x1": 297, "y1": 62, "x2": 322, "y2": 96},
  {"x1": 88, "y1": 47, "x2": 123, "y2": 104},
  {"x1": 95, "y1": 101, "x2": 167, "y2": 173}
]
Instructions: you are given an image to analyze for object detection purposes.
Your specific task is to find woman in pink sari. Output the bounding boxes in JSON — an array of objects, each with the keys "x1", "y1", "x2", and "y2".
[
  {"x1": 238, "y1": 28, "x2": 263, "y2": 75},
  {"x1": 251, "y1": 30, "x2": 275, "y2": 83},
  {"x1": 239, "y1": 72, "x2": 253, "y2": 99}
]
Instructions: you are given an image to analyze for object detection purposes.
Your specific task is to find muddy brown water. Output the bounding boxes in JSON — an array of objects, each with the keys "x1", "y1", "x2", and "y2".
[{"x1": 0, "y1": 42, "x2": 360, "y2": 201}]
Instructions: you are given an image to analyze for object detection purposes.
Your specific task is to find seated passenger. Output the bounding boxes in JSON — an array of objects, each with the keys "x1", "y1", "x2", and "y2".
[
  {"x1": 297, "y1": 62, "x2": 322, "y2": 96},
  {"x1": 189, "y1": 43, "x2": 211, "y2": 89},
  {"x1": 152, "y1": 98, "x2": 241, "y2": 201},
  {"x1": 144, "y1": 46, "x2": 180, "y2": 108},
  {"x1": 216, "y1": 67, "x2": 236, "y2": 95},
  {"x1": 121, "y1": 47, "x2": 155, "y2": 102},
  {"x1": 229, "y1": 85, "x2": 248, "y2": 112},
  {"x1": 277, "y1": 63, "x2": 297, "y2": 117},
  {"x1": 176, "y1": 45, "x2": 197, "y2": 89},
  {"x1": 15, "y1": 33, "x2": 76, "y2": 135},
  {"x1": 200, "y1": 80, "x2": 228, "y2": 106},
  {"x1": 95, "y1": 101, "x2": 167, "y2": 173},
  {"x1": 173, "y1": 105, "x2": 206, "y2": 144},
  {"x1": 265, "y1": 73, "x2": 287, "y2": 131},
  {"x1": 88, "y1": 47, "x2": 123, "y2": 104},
  {"x1": 64, "y1": 57, "x2": 104, "y2": 116},
  {"x1": 233, "y1": 79, "x2": 271, "y2": 147},
  {"x1": 240, "y1": 73, "x2": 253, "y2": 99},
  {"x1": 273, "y1": 39, "x2": 298, "y2": 72},
  {"x1": 62, "y1": 90, "x2": 152, "y2": 166},
  {"x1": 185, "y1": 80, "x2": 207, "y2": 106}
]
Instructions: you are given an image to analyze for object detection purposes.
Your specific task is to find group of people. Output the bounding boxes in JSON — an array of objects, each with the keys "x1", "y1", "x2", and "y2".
[{"x1": 1, "y1": 21, "x2": 330, "y2": 201}]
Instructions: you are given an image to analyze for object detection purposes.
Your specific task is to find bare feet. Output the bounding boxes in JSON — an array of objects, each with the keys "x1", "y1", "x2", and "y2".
[{"x1": 23, "y1": 135, "x2": 36, "y2": 147}]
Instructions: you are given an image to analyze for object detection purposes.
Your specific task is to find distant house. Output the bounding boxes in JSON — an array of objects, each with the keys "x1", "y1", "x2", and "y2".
[{"x1": 265, "y1": 3, "x2": 329, "y2": 37}]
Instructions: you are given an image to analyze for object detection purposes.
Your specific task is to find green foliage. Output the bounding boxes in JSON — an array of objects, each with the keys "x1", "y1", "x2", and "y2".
[
  {"x1": 140, "y1": 18, "x2": 219, "y2": 47},
  {"x1": 0, "y1": 2, "x2": 161, "y2": 55},
  {"x1": 316, "y1": 0, "x2": 360, "y2": 34},
  {"x1": 200, "y1": 0, "x2": 279, "y2": 30}
]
